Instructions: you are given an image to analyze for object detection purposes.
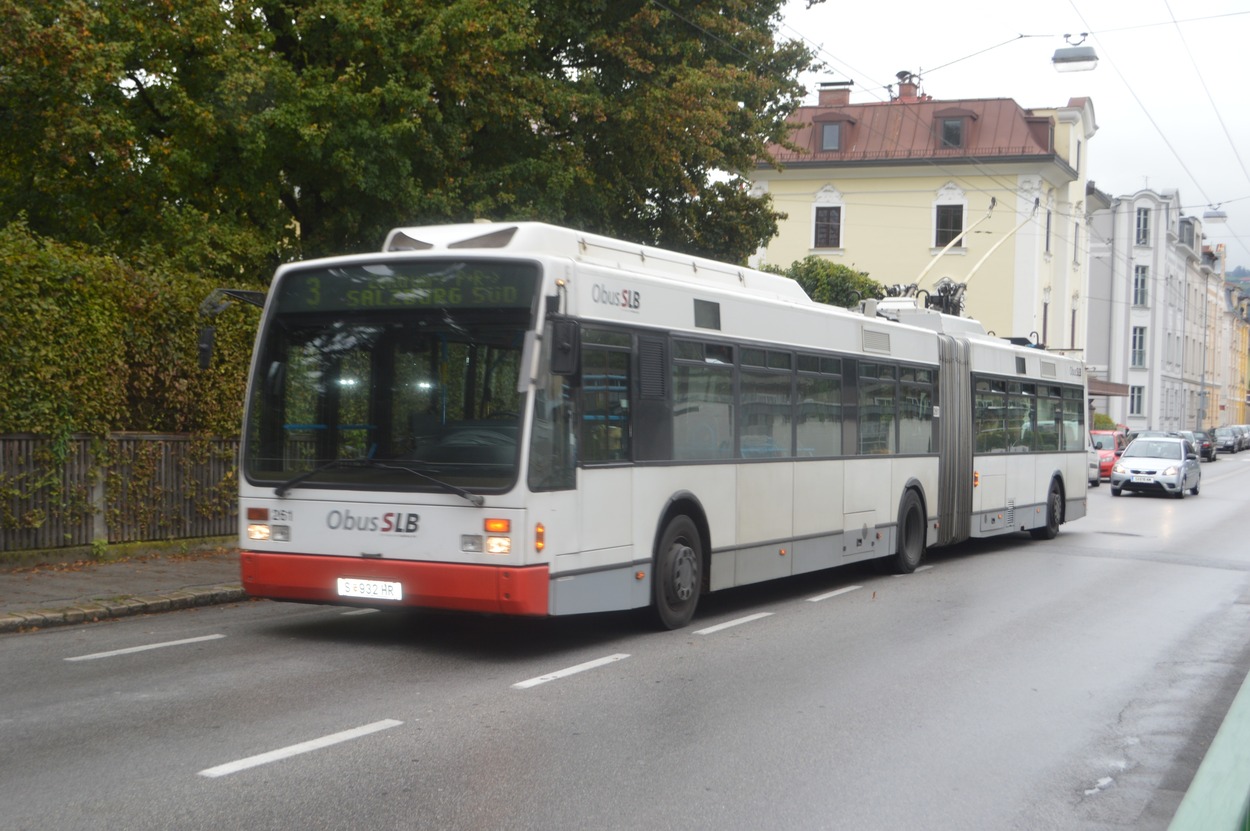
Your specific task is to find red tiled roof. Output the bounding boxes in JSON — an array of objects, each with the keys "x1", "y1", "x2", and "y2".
[{"x1": 766, "y1": 96, "x2": 1055, "y2": 166}]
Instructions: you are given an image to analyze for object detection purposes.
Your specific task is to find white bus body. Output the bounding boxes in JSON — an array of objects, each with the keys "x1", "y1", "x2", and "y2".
[{"x1": 238, "y1": 222, "x2": 1087, "y2": 628}]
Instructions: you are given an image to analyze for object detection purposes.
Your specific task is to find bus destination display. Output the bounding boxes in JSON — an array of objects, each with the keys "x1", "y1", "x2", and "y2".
[{"x1": 277, "y1": 262, "x2": 539, "y2": 313}]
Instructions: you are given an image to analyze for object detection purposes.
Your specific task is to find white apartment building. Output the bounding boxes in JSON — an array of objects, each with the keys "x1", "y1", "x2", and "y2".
[{"x1": 1087, "y1": 188, "x2": 1223, "y2": 431}]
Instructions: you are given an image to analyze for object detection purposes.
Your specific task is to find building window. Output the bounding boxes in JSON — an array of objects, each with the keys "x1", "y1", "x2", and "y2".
[
  {"x1": 821, "y1": 123, "x2": 841, "y2": 151},
  {"x1": 1129, "y1": 385, "x2": 1144, "y2": 416},
  {"x1": 814, "y1": 206, "x2": 841, "y2": 248},
  {"x1": 1130, "y1": 326, "x2": 1147, "y2": 368},
  {"x1": 935, "y1": 204, "x2": 963, "y2": 247},
  {"x1": 1045, "y1": 210, "x2": 1052, "y2": 253},
  {"x1": 1135, "y1": 207, "x2": 1150, "y2": 245},
  {"x1": 941, "y1": 118, "x2": 964, "y2": 148},
  {"x1": 1133, "y1": 265, "x2": 1149, "y2": 306},
  {"x1": 1072, "y1": 222, "x2": 1080, "y2": 264}
]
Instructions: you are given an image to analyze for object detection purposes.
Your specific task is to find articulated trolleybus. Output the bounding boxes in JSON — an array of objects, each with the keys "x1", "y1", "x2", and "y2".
[{"x1": 239, "y1": 222, "x2": 1087, "y2": 629}]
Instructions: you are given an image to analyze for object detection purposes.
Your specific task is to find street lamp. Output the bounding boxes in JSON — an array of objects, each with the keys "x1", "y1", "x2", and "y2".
[
  {"x1": 1202, "y1": 205, "x2": 1228, "y2": 223},
  {"x1": 1052, "y1": 34, "x2": 1099, "y2": 72}
]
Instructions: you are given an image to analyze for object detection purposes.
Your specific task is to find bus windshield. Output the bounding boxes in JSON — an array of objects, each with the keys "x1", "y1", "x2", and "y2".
[{"x1": 243, "y1": 259, "x2": 540, "y2": 493}]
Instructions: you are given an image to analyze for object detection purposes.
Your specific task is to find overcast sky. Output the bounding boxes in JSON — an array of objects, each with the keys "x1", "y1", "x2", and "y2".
[{"x1": 779, "y1": 0, "x2": 1250, "y2": 270}]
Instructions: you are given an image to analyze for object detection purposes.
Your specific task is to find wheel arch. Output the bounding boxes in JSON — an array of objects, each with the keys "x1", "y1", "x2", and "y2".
[
  {"x1": 652, "y1": 490, "x2": 712, "y2": 591},
  {"x1": 897, "y1": 477, "x2": 932, "y2": 545}
]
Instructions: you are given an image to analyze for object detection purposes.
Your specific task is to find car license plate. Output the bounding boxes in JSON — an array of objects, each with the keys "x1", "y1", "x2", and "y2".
[
  {"x1": 1130, "y1": 475, "x2": 1154, "y2": 483},
  {"x1": 336, "y1": 577, "x2": 403, "y2": 601}
]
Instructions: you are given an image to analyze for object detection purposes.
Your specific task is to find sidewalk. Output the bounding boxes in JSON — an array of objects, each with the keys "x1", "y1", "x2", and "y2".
[{"x1": 0, "y1": 545, "x2": 245, "y2": 633}]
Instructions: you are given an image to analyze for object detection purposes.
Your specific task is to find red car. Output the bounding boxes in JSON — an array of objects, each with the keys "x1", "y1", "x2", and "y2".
[{"x1": 1090, "y1": 430, "x2": 1128, "y2": 479}]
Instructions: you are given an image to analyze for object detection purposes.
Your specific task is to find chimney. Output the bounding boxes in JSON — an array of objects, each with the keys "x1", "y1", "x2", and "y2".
[
  {"x1": 895, "y1": 71, "x2": 920, "y2": 102},
  {"x1": 818, "y1": 81, "x2": 852, "y2": 107}
]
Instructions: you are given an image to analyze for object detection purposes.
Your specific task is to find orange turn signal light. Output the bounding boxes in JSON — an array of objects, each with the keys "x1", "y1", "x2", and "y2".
[{"x1": 485, "y1": 518, "x2": 510, "y2": 533}]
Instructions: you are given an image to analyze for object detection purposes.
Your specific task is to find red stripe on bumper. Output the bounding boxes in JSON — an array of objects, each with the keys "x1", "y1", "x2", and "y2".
[{"x1": 240, "y1": 552, "x2": 549, "y2": 616}]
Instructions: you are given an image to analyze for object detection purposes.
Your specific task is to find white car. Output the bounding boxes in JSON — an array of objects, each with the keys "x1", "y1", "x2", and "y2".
[
  {"x1": 1086, "y1": 434, "x2": 1100, "y2": 488},
  {"x1": 1110, "y1": 436, "x2": 1200, "y2": 498}
]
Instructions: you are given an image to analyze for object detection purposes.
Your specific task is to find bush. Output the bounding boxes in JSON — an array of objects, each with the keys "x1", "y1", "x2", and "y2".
[{"x1": 0, "y1": 221, "x2": 259, "y2": 438}]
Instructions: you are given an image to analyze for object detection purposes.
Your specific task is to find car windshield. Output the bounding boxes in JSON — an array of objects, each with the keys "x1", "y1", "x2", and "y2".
[{"x1": 1124, "y1": 440, "x2": 1182, "y2": 460}]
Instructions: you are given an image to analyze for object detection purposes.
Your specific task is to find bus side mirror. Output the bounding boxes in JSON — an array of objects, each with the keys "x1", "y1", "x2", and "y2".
[
  {"x1": 549, "y1": 317, "x2": 580, "y2": 376},
  {"x1": 198, "y1": 326, "x2": 216, "y2": 370}
]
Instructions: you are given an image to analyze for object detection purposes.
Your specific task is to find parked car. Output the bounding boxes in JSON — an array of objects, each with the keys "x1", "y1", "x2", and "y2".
[
  {"x1": 1089, "y1": 429, "x2": 1127, "y2": 479},
  {"x1": 1086, "y1": 434, "x2": 1100, "y2": 487},
  {"x1": 1237, "y1": 425, "x2": 1250, "y2": 451},
  {"x1": 1213, "y1": 426, "x2": 1239, "y2": 453},
  {"x1": 1110, "y1": 436, "x2": 1201, "y2": 498},
  {"x1": 1192, "y1": 430, "x2": 1217, "y2": 462}
]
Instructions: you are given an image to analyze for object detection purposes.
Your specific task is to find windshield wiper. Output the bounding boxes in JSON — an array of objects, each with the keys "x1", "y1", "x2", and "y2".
[
  {"x1": 273, "y1": 457, "x2": 485, "y2": 507},
  {"x1": 370, "y1": 461, "x2": 485, "y2": 507},
  {"x1": 274, "y1": 458, "x2": 373, "y2": 497}
]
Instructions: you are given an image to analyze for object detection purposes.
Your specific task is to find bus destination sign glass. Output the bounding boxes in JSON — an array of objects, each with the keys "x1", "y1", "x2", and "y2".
[{"x1": 276, "y1": 261, "x2": 539, "y2": 313}]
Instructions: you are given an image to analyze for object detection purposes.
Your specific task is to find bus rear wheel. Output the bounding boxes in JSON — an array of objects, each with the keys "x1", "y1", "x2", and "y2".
[
  {"x1": 650, "y1": 515, "x2": 702, "y2": 630},
  {"x1": 1030, "y1": 479, "x2": 1063, "y2": 540},
  {"x1": 881, "y1": 489, "x2": 926, "y2": 574}
]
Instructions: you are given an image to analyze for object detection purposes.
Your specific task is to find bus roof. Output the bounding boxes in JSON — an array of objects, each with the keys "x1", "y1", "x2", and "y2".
[{"x1": 382, "y1": 221, "x2": 813, "y2": 304}]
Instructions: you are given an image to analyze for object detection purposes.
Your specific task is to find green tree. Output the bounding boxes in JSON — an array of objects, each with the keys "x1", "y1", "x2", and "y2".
[
  {"x1": 0, "y1": 0, "x2": 815, "y2": 274},
  {"x1": 765, "y1": 256, "x2": 884, "y2": 308}
]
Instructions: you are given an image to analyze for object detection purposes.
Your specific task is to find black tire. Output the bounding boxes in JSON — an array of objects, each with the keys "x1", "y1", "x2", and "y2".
[
  {"x1": 1111, "y1": 487, "x2": 1122, "y2": 497},
  {"x1": 1029, "y1": 479, "x2": 1063, "y2": 540},
  {"x1": 649, "y1": 515, "x2": 703, "y2": 630},
  {"x1": 1191, "y1": 479, "x2": 1200, "y2": 496},
  {"x1": 881, "y1": 489, "x2": 926, "y2": 574}
]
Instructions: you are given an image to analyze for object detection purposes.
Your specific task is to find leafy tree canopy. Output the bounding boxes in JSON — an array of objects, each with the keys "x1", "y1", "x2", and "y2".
[
  {"x1": 765, "y1": 256, "x2": 884, "y2": 309},
  {"x1": 0, "y1": 0, "x2": 817, "y2": 274}
]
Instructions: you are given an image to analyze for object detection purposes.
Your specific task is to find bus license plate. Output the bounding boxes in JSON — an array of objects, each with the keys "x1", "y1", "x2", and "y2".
[{"x1": 336, "y1": 578, "x2": 403, "y2": 601}]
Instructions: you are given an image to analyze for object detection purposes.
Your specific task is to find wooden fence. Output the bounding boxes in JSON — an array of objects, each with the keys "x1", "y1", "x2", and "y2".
[{"x1": 0, "y1": 433, "x2": 238, "y2": 553}]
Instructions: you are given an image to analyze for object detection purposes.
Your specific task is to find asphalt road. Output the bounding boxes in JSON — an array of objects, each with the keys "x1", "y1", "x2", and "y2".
[{"x1": 3, "y1": 458, "x2": 1249, "y2": 831}]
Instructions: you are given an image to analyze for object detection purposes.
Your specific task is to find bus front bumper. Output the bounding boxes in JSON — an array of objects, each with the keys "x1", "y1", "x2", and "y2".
[{"x1": 240, "y1": 551, "x2": 550, "y2": 616}]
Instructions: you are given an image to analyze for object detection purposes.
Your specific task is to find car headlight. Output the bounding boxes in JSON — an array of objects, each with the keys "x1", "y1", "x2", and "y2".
[
  {"x1": 1162, "y1": 465, "x2": 1179, "y2": 476},
  {"x1": 1112, "y1": 463, "x2": 1126, "y2": 474}
]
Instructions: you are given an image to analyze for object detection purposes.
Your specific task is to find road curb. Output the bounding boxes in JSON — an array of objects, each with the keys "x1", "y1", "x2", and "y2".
[{"x1": 0, "y1": 584, "x2": 248, "y2": 633}]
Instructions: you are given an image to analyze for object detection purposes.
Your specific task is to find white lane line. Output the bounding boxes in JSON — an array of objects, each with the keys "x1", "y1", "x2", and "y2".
[
  {"x1": 198, "y1": 719, "x2": 404, "y2": 778},
  {"x1": 64, "y1": 634, "x2": 226, "y2": 662},
  {"x1": 694, "y1": 612, "x2": 773, "y2": 635},
  {"x1": 512, "y1": 653, "x2": 630, "y2": 689},
  {"x1": 807, "y1": 585, "x2": 863, "y2": 603}
]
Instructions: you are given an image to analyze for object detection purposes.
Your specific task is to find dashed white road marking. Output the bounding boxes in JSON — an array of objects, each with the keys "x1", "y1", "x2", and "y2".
[
  {"x1": 198, "y1": 719, "x2": 404, "y2": 778},
  {"x1": 64, "y1": 634, "x2": 226, "y2": 662},
  {"x1": 807, "y1": 585, "x2": 863, "y2": 603},
  {"x1": 512, "y1": 653, "x2": 630, "y2": 689},
  {"x1": 694, "y1": 612, "x2": 773, "y2": 635}
]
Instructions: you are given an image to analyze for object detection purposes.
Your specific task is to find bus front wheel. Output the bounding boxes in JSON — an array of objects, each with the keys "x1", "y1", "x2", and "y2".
[{"x1": 650, "y1": 515, "x2": 703, "y2": 630}]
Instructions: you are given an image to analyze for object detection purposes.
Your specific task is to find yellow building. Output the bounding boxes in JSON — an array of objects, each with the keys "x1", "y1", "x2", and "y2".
[{"x1": 750, "y1": 77, "x2": 1096, "y2": 351}]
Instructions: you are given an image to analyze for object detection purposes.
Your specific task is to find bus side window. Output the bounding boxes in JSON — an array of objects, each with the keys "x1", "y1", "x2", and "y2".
[{"x1": 581, "y1": 347, "x2": 631, "y2": 462}]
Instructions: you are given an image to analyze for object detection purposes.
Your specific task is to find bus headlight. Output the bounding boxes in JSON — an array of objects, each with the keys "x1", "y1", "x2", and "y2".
[
  {"x1": 486, "y1": 536, "x2": 512, "y2": 555},
  {"x1": 247, "y1": 524, "x2": 271, "y2": 541}
]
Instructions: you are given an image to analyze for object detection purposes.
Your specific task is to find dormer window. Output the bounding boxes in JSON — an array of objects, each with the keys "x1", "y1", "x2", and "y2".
[
  {"x1": 941, "y1": 118, "x2": 964, "y2": 148},
  {"x1": 812, "y1": 112, "x2": 855, "y2": 153},
  {"x1": 934, "y1": 107, "x2": 976, "y2": 150},
  {"x1": 821, "y1": 123, "x2": 842, "y2": 151}
]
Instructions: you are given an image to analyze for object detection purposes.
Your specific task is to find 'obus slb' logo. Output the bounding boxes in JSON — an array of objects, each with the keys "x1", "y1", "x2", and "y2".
[
  {"x1": 591, "y1": 283, "x2": 641, "y2": 312},
  {"x1": 326, "y1": 509, "x2": 419, "y2": 535}
]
